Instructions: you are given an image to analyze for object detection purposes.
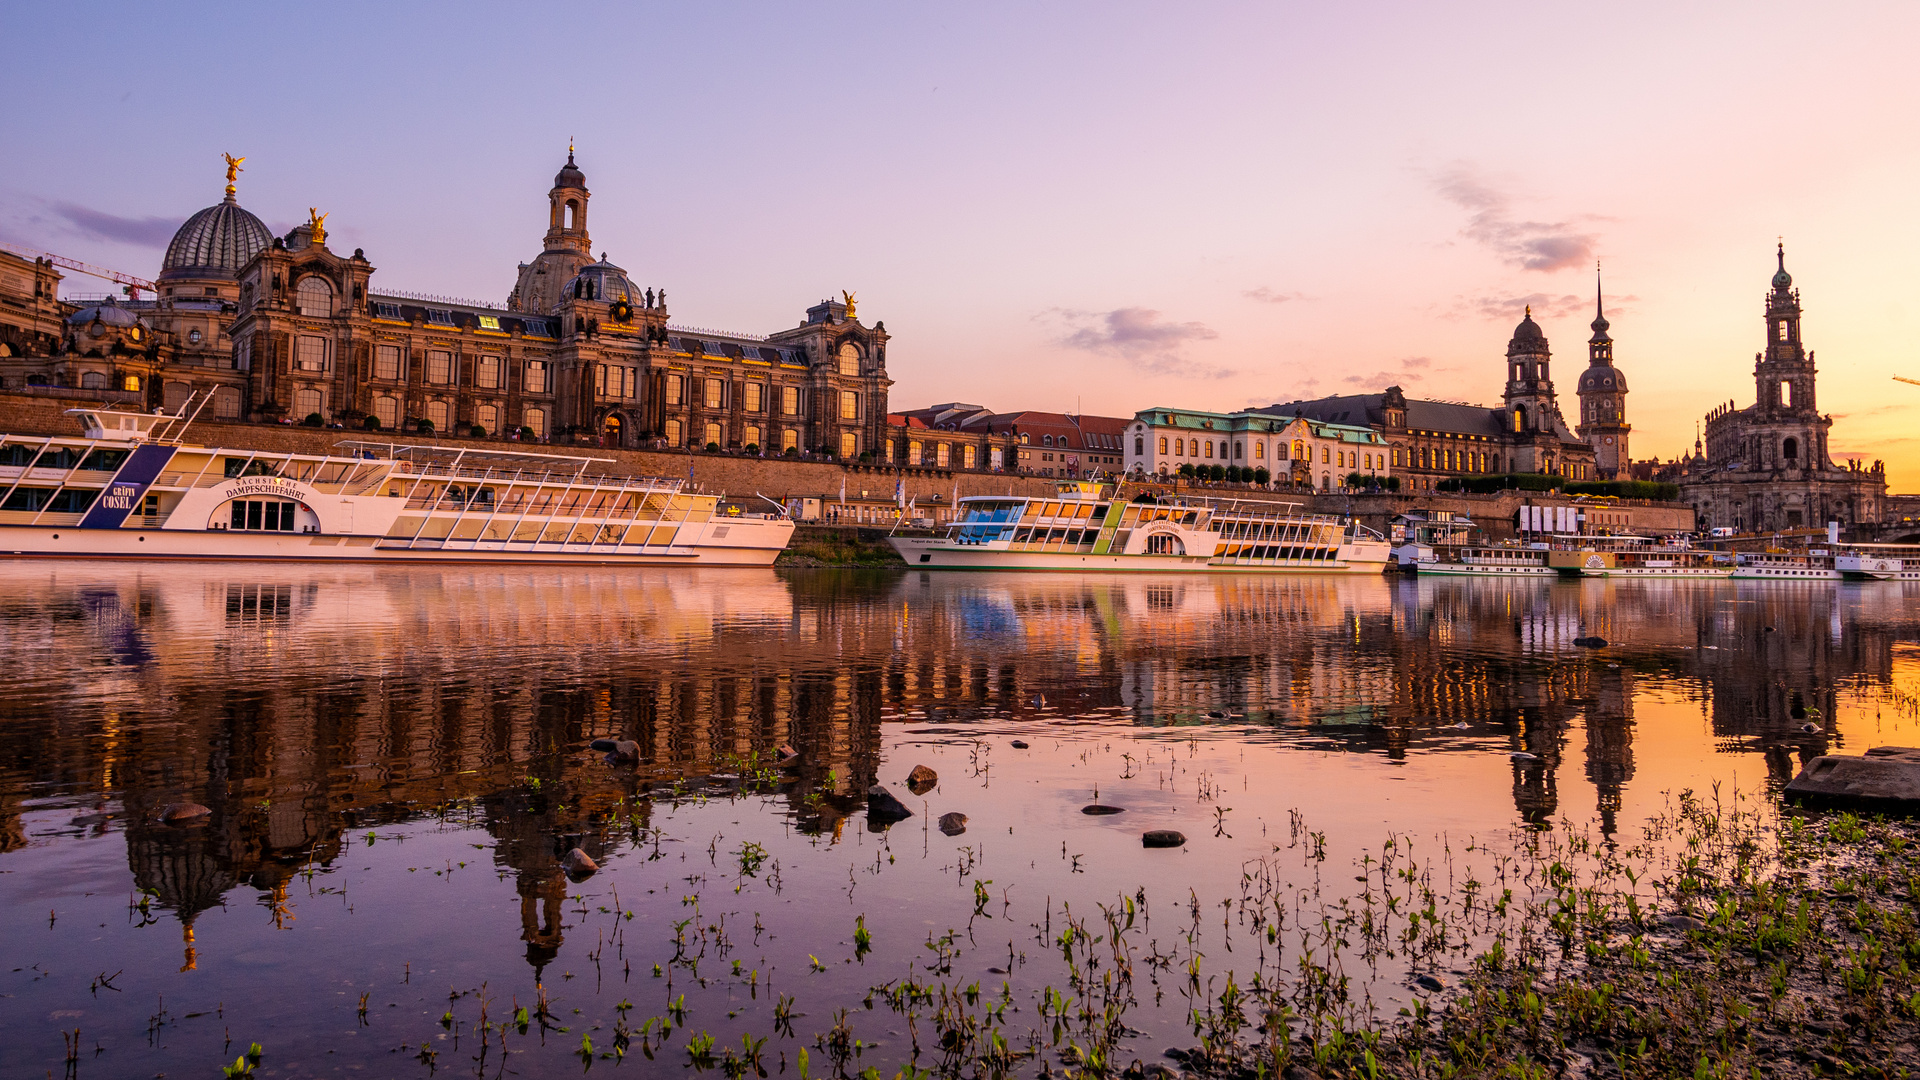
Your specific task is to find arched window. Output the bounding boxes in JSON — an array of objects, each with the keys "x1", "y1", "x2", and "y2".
[
  {"x1": 1778, "y1": 320, "x2": 1789, "y2": 341},
  {"x1": 1290, "y1": 440, "x2": 1303, "y2": 460},
  {"x1": 525, "y1": 407, "x2": 547, "y2": 439},
  {"x1": 296, "y1": 276, "x2": 333, "y2": 317},
  {"x1": 704, "y1": 422, "x2": 723, "y2": 447},
  {"x1": 373, "y1": 396, "x2": 398, "y2": 429},
  {"x1": 838, "y1": 344, "x2": 861, "y2": 377},
  {"x1": 1043, "y1": 435, "x2": 1053, "y2": 447},
  {"x1": 1783, "y1": 437, "x2": 1799, "y2": 461},
  {"x1": 564, "y1": 200, "x2": 579, "y2": 229},
  {"x1": 123, "y1": 375, "x2": 140, "y2": 392},
  {"x1": 294, "y1": 387, "x2": 323, "y2": 418},
  {"x1": 1156, "y1": 436, "x2": 1167, "y2": 454},
  {"x1": 214, "y1": 386, "x2": 242, "y2": 419},
  {"x1": 1512, "y1": 406, "x2": 1526, "y2": 432},
  {"x1": 81, "y1": 372, "x2": 106, "y2": 389},
  {"x1": 425, "y1": 400, "x2": 449, "y2": 430},
  {"x1": 1136, "y1": 436, "x2": 1146, "y2": 455},
  {"x1": 476, "y1": 405, "x2": 498, "y2": 435}
]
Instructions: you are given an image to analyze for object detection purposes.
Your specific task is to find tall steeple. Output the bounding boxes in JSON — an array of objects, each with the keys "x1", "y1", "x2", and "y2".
[
  {"x1": 1756, "y1": 242, "x2": 1814, "y2": 416},
  {"x1": 1576, "y1": 266, "x2": 1630, "y2": 478}
]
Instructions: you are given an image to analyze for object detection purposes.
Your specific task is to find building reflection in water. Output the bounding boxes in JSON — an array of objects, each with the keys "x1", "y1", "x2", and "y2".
[{"x1": 1, "y1": 564, "x2": 1917, "y2": 973}]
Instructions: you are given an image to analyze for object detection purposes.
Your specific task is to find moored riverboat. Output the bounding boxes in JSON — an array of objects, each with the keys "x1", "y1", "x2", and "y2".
[
  {"x1": 1414, "y1": 544, "x2": 1556, "y2": 576},
  {"x1": 887, "y1": 481, "x2": 1390, "y2": 573},
  {"x1": 0, "y1": 404, "x2": 792, "y2": 564},
  {"x1": 1545, "y1": 535, "x2": 1734, "y2": 578}
]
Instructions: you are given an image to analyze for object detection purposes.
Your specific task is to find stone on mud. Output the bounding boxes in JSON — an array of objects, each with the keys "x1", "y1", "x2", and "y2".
[
  {"x1": 866, "y1": 784, "x2": 914, "y2": 826},
  {"x1": 1787, "y1": 747, "x2": 1920, "y2": 812},
  {"x1": 561, "y1": 848, "x2": 598, "y2": 879},
  {"x1": 906, "y1": 764, "x2": 938, "y2": 795}
]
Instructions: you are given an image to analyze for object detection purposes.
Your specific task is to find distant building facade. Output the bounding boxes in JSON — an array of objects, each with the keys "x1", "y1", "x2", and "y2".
[
  {"x1": 1122, "y1": 408, "x2": 1389, "y2": 489},
  {"x1": 1678, "y1": 247, "x2": 1885, "y2": 533},
  {"x1": 883, "y1": 403, "x2": 1130, "y2": 476},
  {"x1": 0, "y1": 154, "x2": 892, "y2": 456}
]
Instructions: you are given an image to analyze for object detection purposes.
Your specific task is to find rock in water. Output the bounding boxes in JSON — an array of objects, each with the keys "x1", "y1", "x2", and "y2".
[
  {"x1": 1142, "y1": 829, "x2": 1186, "y2": 848},
  {"x1": 1573, "y1": 636, "x2": 1607, "y2": 648},
  {"x1": 1081, "y1": 804, "x2": 1126, "y2": 815},
  {"x1": 1010, "y1": 740, "x2": 1030, "y2": 749},
  {"x1": 938, "y1": 812, "x2": 968, "y2": 836},
  {"x1": 158, "y1": 803, "x2": 212, "y2": 824},
  {"x1": 561, "y1": 848, "x2": 598, "y2": 880},
  {"x1": 776, "y1": 744, "x2": 800, "y2": 764},
  {"x1": 589, "y1": 738, "x2": 618, "y2": 752},
  {"x1": 1510, "y1": 752, "x2": 1541, "y2": 765},
  {"x1": 866, "y1": 784, "x2": 914, "y2": 826},
  {"x1": 906, "y1": 764, "x2": 938, "y2": 795}
]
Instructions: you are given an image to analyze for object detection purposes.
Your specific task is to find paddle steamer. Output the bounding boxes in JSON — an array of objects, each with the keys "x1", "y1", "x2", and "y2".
[
  {"x1": 888, "y1": 481, "x2": 1390, "y2": 573},
  {"x1": 0, "y1": 404, "x2": 792, "y2": 564}
]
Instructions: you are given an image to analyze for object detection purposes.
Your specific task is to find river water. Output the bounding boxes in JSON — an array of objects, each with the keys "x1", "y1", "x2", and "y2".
[{"x1": 1, "y1": 563, "x2": 1917, "y2": 1078}]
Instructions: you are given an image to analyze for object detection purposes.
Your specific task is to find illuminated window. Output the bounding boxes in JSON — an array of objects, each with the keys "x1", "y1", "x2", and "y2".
[
  {"x1": 663, "y1": 418, "x2": 681, "y2": 445},
  {"x1": 743, "y1": 425, "x2": 760, "y2": 448},
  {"x1": 744, "y1": 382, "x2": 763, "y2": 412},
  {"x1": 705, "y1": 422, "x2": 723, "y2": 447},
  {"x1": 840, "y1": 390, "x2": 859, "y2": 420},
  {"x1": 838, "y1": 344, "x2": 861, "y2": 376},
  {"x1": 1254, "y1": 442, "x2": 1264, "y2": 459},
  {"x1": 963, "y1": 445, "x2": 976, "y2": 468},
  {"x1": 1158, "y1": 436, "x2": 1167, "y2": 454},
  {"x1": 1321, "y1": 447, "x2": 1330, "y2": 464},
  {"x1": 663, "y1": 374, "x2": 682, "y2": 405},
  {"x1": 703, "y1": 378, "x2": 723, "y2": 409},
  {"x1": 841, "y1": 431, "x2": 859, "y2": 458},
  {"x1": 909, "y1": 441, "x2": 922, "y2": 465},
  {"x1": 782, "y1": 428, "x2": 798, "y2": 451},
  {"x1": 936, "y1": 443, "x2": 950, "y2": 467},
  {"x1": 782, "y1": 386, "x2": 799, "y2": 415}
]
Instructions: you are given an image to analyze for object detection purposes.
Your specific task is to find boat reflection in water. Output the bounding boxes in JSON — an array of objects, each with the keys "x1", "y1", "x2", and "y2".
[{"x1": 2, "y1": 563, "x2": 1918, "y2": 1052}]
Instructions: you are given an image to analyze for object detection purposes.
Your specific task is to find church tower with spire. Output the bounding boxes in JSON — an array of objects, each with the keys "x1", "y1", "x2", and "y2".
[{"x1": 1575, "y1": 270, "x2": 1630, "y2": 478}]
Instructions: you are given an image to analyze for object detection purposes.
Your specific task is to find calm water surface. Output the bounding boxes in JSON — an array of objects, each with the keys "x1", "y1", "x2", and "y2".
[{"x1": 2, "y1": 564, "x2": 1918, "y2": 1077}]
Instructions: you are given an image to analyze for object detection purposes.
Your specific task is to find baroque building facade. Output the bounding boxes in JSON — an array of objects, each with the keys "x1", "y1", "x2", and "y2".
[
  {"x1": 1678, "y1": 247, "x2": 1886, "y2": 533},
  {"x1": 0, "y1": 154, "x2": 893, "y2": 456},
  {"x1": 1197, "y1": 310, "x2": 1602, "y2": 493}
]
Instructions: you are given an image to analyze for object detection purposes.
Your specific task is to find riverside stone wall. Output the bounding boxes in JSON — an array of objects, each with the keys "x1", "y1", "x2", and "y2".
[{"x1": 0, "y1": 392, "x2": 1696, "y2": 533}]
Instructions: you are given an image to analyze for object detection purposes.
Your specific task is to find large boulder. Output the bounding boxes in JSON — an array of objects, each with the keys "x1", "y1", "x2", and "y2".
[{"x1": 1786, "y1": 747, "x2": 1920, "y2": 812}]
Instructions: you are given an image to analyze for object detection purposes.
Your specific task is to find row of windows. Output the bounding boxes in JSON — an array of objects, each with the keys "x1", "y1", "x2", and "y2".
[
  {"x1": 1151, "y1": 435, "x2": 1381, "y2": 468},
  {"x1": 661, "y1": 376, "x2": 806, "y2": 416},
  {"x1": 659, "y1": 420, "x2": 803, "y2": 452},
  {"x1": 373, "y1": 346, "x2": 525, "y2": 390}
]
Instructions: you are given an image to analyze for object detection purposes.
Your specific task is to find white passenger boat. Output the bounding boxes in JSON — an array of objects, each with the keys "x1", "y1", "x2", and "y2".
[
  {"x1": 1730, "y1": 543, "x2": 1920, "y2": 581},
  {"x1": 888, "y1": 481, "x2": 1390, "y2": 573},
  {"x1": 1544, "y1": 535, "x2": 1734, "y2": 578},
  {"x1": 1414, "y1": 544, "x2": 1556, "y2": 576},
  {"x1": 0, "y1": 405, "x2": 792, "y2": 564}
]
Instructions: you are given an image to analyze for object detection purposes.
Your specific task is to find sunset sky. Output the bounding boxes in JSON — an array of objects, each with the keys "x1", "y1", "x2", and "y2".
[{"x1": 3, "y1": 3, "x2": 1917, "y2": 486}]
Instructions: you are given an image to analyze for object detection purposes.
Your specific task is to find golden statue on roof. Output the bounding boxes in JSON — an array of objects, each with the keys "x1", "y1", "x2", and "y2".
[
  {"x1": 308, "y1": 208, "x2": 328, "y2": 246},
  {"x1": 222, "y1": 153, "x2": 245, "y2": 198},
  {"x1": 841, "y1": 290, "x2": 857, "y2": 319}
]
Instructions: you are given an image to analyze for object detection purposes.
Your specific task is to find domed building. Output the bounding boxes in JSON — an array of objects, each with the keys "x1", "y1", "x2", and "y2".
[{"x1": 158, "y1": 195, "x2": 271, "y2": 294}]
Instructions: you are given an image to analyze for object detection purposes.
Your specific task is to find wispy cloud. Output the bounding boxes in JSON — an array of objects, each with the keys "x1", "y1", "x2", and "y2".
[
  {"x1": 1342, "y1": 355, "x2": 1433, "y2": 386},
  {"x1": 47, "y1": 202, "x2": 178, "y2": 248},
  {"x1": 1243, "y1": 286, "x2": 1303, "y2": 305},
  {"x1": 1433, "y1": 165, "x2": 1597, "y2": 273},
  {"x1": 1049, "y1": 307, "x2": 1231, "y2": 378}
]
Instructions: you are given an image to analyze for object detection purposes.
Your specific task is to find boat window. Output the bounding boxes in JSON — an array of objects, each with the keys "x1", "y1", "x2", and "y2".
[
  {"x1": 224, "y1": 458, "x2": 280, "y2": 479},
  {"x1": 79, "y1": 449, "x2": 131, "y2": 471},
  {"x1": 230, "y1": 498, "x2": 299, "y2": 532},
  {"x1": 2, "y1": 487, "x2": 99, "y2": 513}
]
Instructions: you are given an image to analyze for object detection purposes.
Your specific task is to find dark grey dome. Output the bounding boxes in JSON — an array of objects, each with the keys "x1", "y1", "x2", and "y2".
[
  {"x1": 1772, "y1": 243, "x2": 1792, "y2": 290},
  {"x1": 67, "y1": 303, "x2": 144, "y2": 329},
  {"x1": 160, "y1": 196, "x2": 270, "y2": 281},
  {"x1": 1506, "y1": 309, "x2": 1549, "y2": 355},
  {"x1": 554, "y1": 152, "x2": 587, "y2": 190},
  {"x1": 565, "y1": 257, "x2": 644, "y2": 307},
  {"x1": 1577, "y1": 367, "x2": 1626, "y2": 393}
]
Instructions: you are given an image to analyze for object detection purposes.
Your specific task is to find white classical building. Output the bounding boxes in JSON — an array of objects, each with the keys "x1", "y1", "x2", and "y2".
[{"x1": 1124, "y1": 407, "x2": 1390, "y2": 490}]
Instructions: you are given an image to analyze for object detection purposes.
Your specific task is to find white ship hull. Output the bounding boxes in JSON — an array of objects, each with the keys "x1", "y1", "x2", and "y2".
[
  {"x1": 891, "y1": 535, "x2": 1390, "y2": 574},
  {"x1": 1, "y1": 406, "x2": 792, "y2": 568},
  {"x1": 1415, "y1": 562, "x2": 1556, "y2": 576},
  {"x1": 0, "y1": 523, "x2": 787, "y2": 565}
]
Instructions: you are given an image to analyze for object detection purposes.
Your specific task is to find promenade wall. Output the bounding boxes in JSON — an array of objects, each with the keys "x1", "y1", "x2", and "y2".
[{"x1": 0, "y1": 392, "x2": 1696, "y2": 534}]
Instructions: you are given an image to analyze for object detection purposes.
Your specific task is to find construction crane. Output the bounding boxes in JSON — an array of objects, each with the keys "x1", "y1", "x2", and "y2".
[
  {"x1": 0, "y1": 240, "x2": 156, "y2": 300},
  {"x1": 1896, "y1": 376, "x2": 1920, "y2": 387}
]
